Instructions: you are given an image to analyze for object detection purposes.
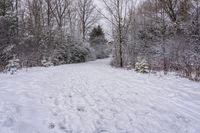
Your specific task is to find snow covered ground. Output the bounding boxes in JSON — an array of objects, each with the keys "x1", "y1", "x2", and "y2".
[{"x1": 0, "y1": 58, "x2": 200, "y2": 133}]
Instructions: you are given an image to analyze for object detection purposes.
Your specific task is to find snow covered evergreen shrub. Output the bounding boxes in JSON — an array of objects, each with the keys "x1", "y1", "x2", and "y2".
[
  {"x1": 126, "y1": 62, "x2": 133, "y2": 70},
  {"x1": 81, "y1": 41, "x2": 96, "y2": 61},
  {"x1": 90, "y1": 37, "x2": 109, "y2": 59},
  {"x1": 5, "y1": 55, "x2": 20, "y2": 75},
  {"x1": 41, "y1": 57, "x2": 53, "y2": 67},
  {"x1": 53, "y1": 36, "x2": 92, "y2": 65},
  {"x1": 85, "y1": 46, "x2": 96, "y2": 61},
  {"x1": 135, "y1": 58, "x2": 150, "y2": 73},
  {"x1": 0, "y1": 16, "x2": 17, "y2": 71},
  {"x1": 68, "y1": 45, "x2": 90, "y2": 63},
  {"x1": 0, "y1": 45, "x2": 13, "y2": 71},
  {"x1": 89, "y1": 26, "x2": 109, "y2": 59}
]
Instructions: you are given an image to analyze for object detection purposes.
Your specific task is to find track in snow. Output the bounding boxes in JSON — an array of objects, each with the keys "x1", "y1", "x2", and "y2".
[{"x1": 0, "y1": 58, "x2": 200, "y2": 133}]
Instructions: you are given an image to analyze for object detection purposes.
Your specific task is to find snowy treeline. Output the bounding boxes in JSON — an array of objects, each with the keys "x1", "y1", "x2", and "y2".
[
  {"x1": 1, "y1": 0, "x2": 200, "y2": 81},
  {"x1": 102, "y1": 0, "x2": 200, "y2": 81},
  {"x1": 0, "y1": 0, "x2": 105, "y2": 71}
]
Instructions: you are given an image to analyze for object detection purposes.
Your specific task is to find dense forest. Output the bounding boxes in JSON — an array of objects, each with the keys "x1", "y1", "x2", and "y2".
[
  {"x1": 0, "y1": 0, "x2": 200, "y2": 81},
  {"x1": 0, "y1": 0, "x2": 109, "y2": 70},
  {"x1": 102, "y1": 0, "x2": 200, "y2": 81}
]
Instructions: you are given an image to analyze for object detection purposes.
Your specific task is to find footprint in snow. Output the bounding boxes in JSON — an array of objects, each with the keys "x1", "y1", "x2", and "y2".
[
  {"x1": 48, "y1": 122, "x2": 55, "y2": 129},
  {"x1": 77, "y1": 106, "x2": 86, "y2": 112},
  {"x1": 59, "y1": 123, "x2": 72, "y2": 133},
  {"x1": 94, "y1": 120, "x2": 107, "y2": 133},
  {"x1": 176, "y1": 114, "x2": 190, "y2": 123},
  {"x1": 3, "y1": 117, "x2": 15, "y2": 127},
  {"x1": 54, "y1": 99, "x2": 59, "y2": 106}
]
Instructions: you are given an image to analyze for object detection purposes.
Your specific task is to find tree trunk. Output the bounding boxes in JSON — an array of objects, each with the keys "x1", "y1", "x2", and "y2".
[{"x1": 117, "y1": 0, "x2": 123, "y2": 67}]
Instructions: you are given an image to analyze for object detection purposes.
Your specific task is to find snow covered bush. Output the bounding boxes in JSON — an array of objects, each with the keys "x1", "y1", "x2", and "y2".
[
  {"x1": 0, "y1": 16, "x2": 17, "y2": 71},
  {"x1": 68, "y1": 45, "x2": 90, "y2": 63},
  {"x1": 53, "y1": 36, "x2": 93, "y2": 65},
  {"x1": 85, "y1": 46, "x2": 96, "y2": 61},
  {"x1": 89, "y1": 26, "x2": 109, "y2": 59},
  {"x1": 135, "y1": 58, "x2": 150, "y2": 73},
  {"x1": 41, "y1": 57, "x2": 53, "y2": 67},
  {"x1": 0, "y1": 45, "x2": 14, "y2": 72},
  {"x1": 195, "y1": 66, "x2": 200, "y2": 81},
  {"x1": 5, "y1": 55, "x2": 20, "y2": 75},
  {"x1": 90, "y1": 37, "x2": 109, "y2": 59}
]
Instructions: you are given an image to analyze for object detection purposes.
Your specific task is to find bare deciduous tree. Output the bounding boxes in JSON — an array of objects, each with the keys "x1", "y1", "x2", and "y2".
[
  {"x1": 77, "y1": 0, "x2": 99, "y2": 41},
  {"x1": 101, "y1": 0, "x2": 135, "y2": 67},
  {"x1": 50, "y1": 0, "x2": 70, "y2": 29}
]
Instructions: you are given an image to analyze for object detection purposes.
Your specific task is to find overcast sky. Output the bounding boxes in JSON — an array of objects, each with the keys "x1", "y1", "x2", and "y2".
[{"x1": 93, "y1": 0, "x2": 140, "y2": 40}]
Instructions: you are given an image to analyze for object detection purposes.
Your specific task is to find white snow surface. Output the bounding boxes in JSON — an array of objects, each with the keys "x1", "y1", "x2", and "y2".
[{"x1": 0, "y1": 58, "x2": 200, "y2": 133}]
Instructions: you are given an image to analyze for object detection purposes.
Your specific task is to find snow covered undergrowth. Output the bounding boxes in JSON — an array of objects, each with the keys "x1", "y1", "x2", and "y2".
[{"x1": 0, "y1": 59, "x2": 200, "y2": 133}]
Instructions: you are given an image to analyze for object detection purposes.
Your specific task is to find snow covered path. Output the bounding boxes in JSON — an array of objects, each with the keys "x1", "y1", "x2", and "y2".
[{"x1": 0, "y1": 59, "x2": 200, "y2": 133}]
